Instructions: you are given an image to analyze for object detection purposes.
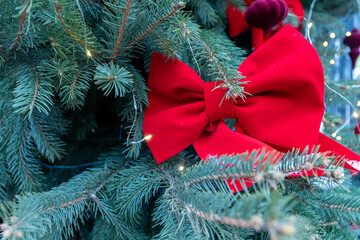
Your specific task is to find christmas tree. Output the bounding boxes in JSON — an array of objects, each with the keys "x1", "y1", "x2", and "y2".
[{"x1": 1, "y1": 0, "x2": 360, "y2": 239}]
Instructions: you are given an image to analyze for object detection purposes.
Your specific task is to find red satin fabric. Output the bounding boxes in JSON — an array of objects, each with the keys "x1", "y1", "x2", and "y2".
[
  {"x1": 226, "y1": 0, "x2": 304, "y2": 50},
  {"x1": 143, "y1": 25, "x2": 360, "y2": 184}
]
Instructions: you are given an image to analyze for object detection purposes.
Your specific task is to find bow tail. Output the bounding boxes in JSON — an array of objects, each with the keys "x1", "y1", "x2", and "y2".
[
  {"x1": 193, "y1": 121, "x2": 281, "y2": 192},
  {"x1": 317, "y1": 133, "x2": 360, "y2": 172}
]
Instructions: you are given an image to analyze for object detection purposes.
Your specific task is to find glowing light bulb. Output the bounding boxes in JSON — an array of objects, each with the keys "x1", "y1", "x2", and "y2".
[
  {"x1": 336, "y1": 136, "x2": 342, "y2": 141},
  {"x1": 330, "y1": 32, "x2": 336, "y2": 38},
  {"x1": 354, "y1": 112, "x2": 359, "y2": 118},
  {"x1": 307, "y1": 22, "x2": 313, "y2": 28},
  {"x1": 130, "y1": 134, "x2": 152, "y2": 144},
  {"x1": 330, "y1": 59, "x2": 335, "y2": 64},
  {"x1": 329, "y1": 98, "x2": 333, "y2": 101},
  {"x1": 178, "y1": 166, "x2": 185, "y2": 171},
  {"x1": 357, "y1": 101, "x2": 360, "y2": 107},
  {"x1": 86, "y1": 49, "x2": 92, "y2": 57},
  {"x1": 144, "y1": 135, "x2": 152, "y2": 140},
  {"x1": 346, "y1": 31, "x2": 351, "y2": 37},
  {"x1": 331, "y1": 133, "x2": 337, "y2": 137},
  {"x1": 323, "y1": 41, "x2": 328, "y2": 47}
]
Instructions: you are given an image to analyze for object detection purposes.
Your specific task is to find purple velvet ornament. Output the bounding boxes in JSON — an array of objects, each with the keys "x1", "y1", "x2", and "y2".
[
  {"x1": 245, "y1": 0, "x2": 288, "y2": 33},
  {"x1": 344, "y1": 28, "x2": 360, "y2": 69}
]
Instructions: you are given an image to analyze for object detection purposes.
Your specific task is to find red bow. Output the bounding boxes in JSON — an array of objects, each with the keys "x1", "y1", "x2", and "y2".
[
  {"x1": 226, "y1": 0, "x2": 304, "y2": 50},
  {"x1": 143, "y1": 25, "x2": 360, "y2": 174}
]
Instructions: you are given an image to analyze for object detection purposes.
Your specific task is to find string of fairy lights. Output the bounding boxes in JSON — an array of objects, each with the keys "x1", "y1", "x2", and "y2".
[
  {"x1": 307, "y1": 22, "x2": 351, "y2": 65},
  {"x1": 304, "y1": 0, "x2": 360, "y2": 142}
]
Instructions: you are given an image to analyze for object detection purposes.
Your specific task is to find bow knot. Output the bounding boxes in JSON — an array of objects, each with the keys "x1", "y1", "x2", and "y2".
[{"x1": 204, "y1": 82, "x2": 235, "y2": 122}]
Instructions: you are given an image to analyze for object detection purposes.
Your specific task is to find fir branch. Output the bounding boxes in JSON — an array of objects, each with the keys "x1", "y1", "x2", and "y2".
[
  {"x1": 199, "y1": 39, "x2": 240, "y2": 98},
  {"x1": 13, "y1": 62, "x2": 54, "y2": 118},
  {"x1": 192, "y1": 32, "x2": 247, "y2": 100},
  {"x1": 110, "y1": 0, "x2": 132, "y2": 60},
  {"x1": 188, "y1": 0, "x2": 220, "y2": 27},
  {"x1": 5, "y1": 115, "x2": 43, "y2": 192},
  {"x1": 152, "y1": 33, "x2": 180, "y2": 58},
  {"x1": 29, "y1": 112, "x2": 65, "y2": 162},
  {"x1": 11, "y1": 0, "x2": 29, "y2": 51},
  {"x1": 89, "y1": 194, "x2": 143, "y2": 238},
  {"x1": 41, "y1": 169, "x2": 117, "y2": 212},
  {"x1": 84, "y1": 0, "x2": 100, "y2": 7},
  {"x1": 94, "y1": 169, "x2": 119, "y2": 193},
  {"x1": 123, "y1": 114, "x2": 143, "y2": 158},
  {"x1": 317, "y1": 202, "x2": 360, "y2": 212},
  {"x1": 17, "y1": 130, "x2": 36, "y2": 187},
  {"x1": 45, "y1": 197, "x2": 86, "y2": 211},
  {"x1": 183, "y1": 172, "x2": 253, "y2": 189},
  {"x1": 125, "y1": 92, "x2": 138, "y2": 145},
  {"x1": 70, "y1": 67, "x2": 84, "y2": 95},
  {"x1": 121, "y1": 63, "x2": 150, "y2": 154},
  {"x1": 320, "y1": 221, "x2": 338, "y2": 226},
  {"x1": 94, "y1": 62, "x2": 132, "y2": 97},
  {"x1": 58, "y1": 62, "x2": 94, "y2": 110},
  {"x1": 199, "y1": 39, "x2": 228, "y2": 82},
  {"x1": 102, "y1": 0, "x2": 117, "y2": 16},
  {"x1": 180, "y1": 149, "x2": 329, "y2": 190},
  {"x1": 29, "y1": 67, "x2": 39, "y2": 115},
  {"x1": 0, "y1": 162, "x2": 130, "y2": 239},
  {"x1": 187, "y1": 207, "x2": 265, "y2": 232},
  {"x1": 42, "y1": 165, "x2": 122, "y2": 212},
  {"x1": 91, "y1": 196, "x2": 119, "y2": 224},
  {"x1": 157, "y1": 185, "x2": 298, "y2": 239},
  {"x1": 126, "y1": 2, "x2": 184, "y2": 48},
  {"x1": 119, "y1": 64, "x2": 148, "y2": 119},
  {"x1": 156, "y1": 168, "x2": 247, "y2": 239},
  {"x1": 53, "y1": 1, "x2": 85, "y2": 47},
  {"x1": 293, "y1": 189, "x2": 360, "y2": 224}
]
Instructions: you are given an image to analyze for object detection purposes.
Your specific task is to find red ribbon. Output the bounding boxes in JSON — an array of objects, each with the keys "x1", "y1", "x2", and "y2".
[
  {"x1": 226, "y1": 0, "x2": 304, "y2": 50},
  {"x1": 143, "y1": 25, "x2": 360, "y2": 183}
]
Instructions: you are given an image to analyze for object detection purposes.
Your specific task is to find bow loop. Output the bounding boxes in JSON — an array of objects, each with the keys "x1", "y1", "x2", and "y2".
[{"x1": 204, "y1": 82, "x2": 235, "y2": 122}]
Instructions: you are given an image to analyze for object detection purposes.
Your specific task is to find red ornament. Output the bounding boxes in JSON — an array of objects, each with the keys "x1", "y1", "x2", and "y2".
[
  {"x1": 245, "y1": 0, "x2": 288, "y2": 33},
  {"x1": 226, "y1": 0, "x2": 304, "y2": 50},
  {"x1": 354, "y1": 123, "x2": 360, "y2": 134},
  {"x1": 343, "y1": 28, "x2": 360, "y2": 69}
]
